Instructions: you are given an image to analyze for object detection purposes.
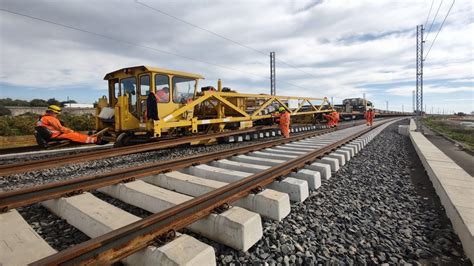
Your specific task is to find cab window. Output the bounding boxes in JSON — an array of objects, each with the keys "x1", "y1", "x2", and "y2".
[
  {"x1": 173, "y1": 76, "x2": 195, "y2": 104},
  {"x1": 120, "y1": 77, "x2": 137, "y2": 114},
  {"x1": 140, "y1": 75, "x2": 150, "y2": 96},
  {"x1": 155, "y1": 74, "x2": 170, "y2": 103}
]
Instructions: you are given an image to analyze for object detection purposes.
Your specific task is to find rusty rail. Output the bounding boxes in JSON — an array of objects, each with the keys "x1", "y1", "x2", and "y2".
[
  {"x1": 0, "y1": 126, "x2": 281, "y2": 176},
  {"x1": 31, "y1": 120, "x2": 387, "y2": 265},
  {"x1": 0, "y1": 128, "x2": 337, "y2": 211},
  {"x1": 0, "y1": 121, "x2": 370, "y2": 176}
]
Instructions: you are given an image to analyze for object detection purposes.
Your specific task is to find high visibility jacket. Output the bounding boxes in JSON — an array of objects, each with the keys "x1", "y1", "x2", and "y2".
[
  {"x1": 155, "y1": 90, "x2": 169, "y2": 102},
  {"x1": 37, "y1": 114, "x2": 72, "y2": 138},
  {"x1": 364, "y1": 110, "x2": 375, "y2": 119},
  {"x1": 280, "y1": 111, "x2": 290, "y2": 127},
  {"x1": 323, "y1": 113, "x2": 333, "y2": 122}
]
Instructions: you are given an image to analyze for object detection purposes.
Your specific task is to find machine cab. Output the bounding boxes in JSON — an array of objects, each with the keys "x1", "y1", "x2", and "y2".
[{"x1": 97, "y1": 66, "x2": 204, "y2": 136}]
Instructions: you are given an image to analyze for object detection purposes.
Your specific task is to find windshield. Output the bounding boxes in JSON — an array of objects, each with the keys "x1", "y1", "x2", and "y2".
[{"x1": 172, "y1": 77, "x2": 196, "y2": 104}]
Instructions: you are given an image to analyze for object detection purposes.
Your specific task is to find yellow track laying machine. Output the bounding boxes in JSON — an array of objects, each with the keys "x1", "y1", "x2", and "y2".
[{"x1": 96, "y1": 66, "x2": 334, "y2": 146}]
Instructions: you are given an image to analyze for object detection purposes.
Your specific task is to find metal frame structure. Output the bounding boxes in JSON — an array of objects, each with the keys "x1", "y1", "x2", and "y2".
[
  {"x1": 270, "y1": 51, "x2": 276, "y2": 96},
  {"x1": 416, "y1": 25, "x2": 424, "y2": 132},
  {"x1": 154, "y1": 91, "x2": 332, "y2": 137},
  {"x1": 97, "y1": 66, "x2": 333, "y2": 140}
]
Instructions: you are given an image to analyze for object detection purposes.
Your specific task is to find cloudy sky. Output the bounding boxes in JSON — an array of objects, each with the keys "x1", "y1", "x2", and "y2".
[{"x1": 0, "y1": 0, "x2": 472, "y2": 113}]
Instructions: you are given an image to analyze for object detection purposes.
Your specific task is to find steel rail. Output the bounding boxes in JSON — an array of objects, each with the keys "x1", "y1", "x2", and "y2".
[
  {"x1": 31, "y1": 119, "x2": 387, "y2": 265},
  {"x1": 0, "y1": 128, "x2": 338, "y2": 211},
  {"x1": 0, "y1": 126, "x2": 280, "y2": 176},
  {"x1": 0, "y1": 121, "x2": 369, "y2": 176}
]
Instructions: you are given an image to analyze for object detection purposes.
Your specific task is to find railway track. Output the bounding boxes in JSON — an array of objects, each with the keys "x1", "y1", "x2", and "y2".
[
  {"x1": 0, "y1": 118, "x2": 401, "y2": 265},
  {"x1": 0, "y1": 124, "x2": 331, "y2": 176}
]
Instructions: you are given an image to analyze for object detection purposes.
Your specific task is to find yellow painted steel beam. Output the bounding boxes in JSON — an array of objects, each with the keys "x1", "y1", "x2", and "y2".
[
  {"x1": 216, "y1": 92, "x2": 325, "y2": 101},
  {"x1": 213, "y1": 94, "x2": 251, "y2": 119},
  {"x1": 161, "y1": 93, "x2": 212, "y2": 122},
  {"x1": 251, "y1": 98, "x2": 276, "y2": 116}
]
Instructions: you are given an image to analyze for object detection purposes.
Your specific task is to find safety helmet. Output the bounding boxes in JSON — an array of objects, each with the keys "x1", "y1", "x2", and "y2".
[
  {"x1": 47, "y1": 105, "x2": 62, "y2": 114},
  {"x1": 278, "y1": 107, "x2": 285, "y2": 112}
]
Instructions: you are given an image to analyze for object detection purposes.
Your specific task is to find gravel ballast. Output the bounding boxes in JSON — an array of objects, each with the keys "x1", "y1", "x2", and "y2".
[
  {"x1": 7, "y1": 119, "x2": 470, "y2": 264},
  {"x1": 0, "y1": 135, "x2": 286, "y2": 192},
  {"x1": 209, "y1": 120, "x2": 470, "y2": 265}
]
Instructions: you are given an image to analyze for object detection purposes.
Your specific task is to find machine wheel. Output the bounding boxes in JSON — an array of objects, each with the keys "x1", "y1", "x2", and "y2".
[{"x1": 114, "y1": 132, "x2": 132, "y2": 147}]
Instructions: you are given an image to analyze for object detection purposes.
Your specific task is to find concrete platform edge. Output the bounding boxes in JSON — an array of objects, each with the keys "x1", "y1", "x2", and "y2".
[{"x1": 408, "y1": 119, "x2": 474, "y2": 262}]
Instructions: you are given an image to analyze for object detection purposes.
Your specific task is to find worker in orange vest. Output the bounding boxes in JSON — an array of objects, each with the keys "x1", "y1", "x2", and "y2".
[
  {"x1": 273, "y1": 107, "x2": 291, "y2": 138},
  {"x1": 36, "y1": 105, "x2": 100, "y2": 144},
  {"x1": 323, "y1": 113, "x2": 333, "y2": 127},
  {"x1": 323, "y1": 111, "x2": 340, "y2": 127},
  {"x1": 331, "y1": 111, "x2": 340, "y2": 126},
  {"x1": 364, "y1": 107, "x2": 375, "y2": 126}
]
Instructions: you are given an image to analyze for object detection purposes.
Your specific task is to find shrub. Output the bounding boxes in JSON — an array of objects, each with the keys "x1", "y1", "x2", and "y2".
[
  {"x1": 0, "y1": 113, "x2": 95, "y2": 136},
  {"x1": 30, "y1": 99, "x2": 48, "y2": 107},
  {"x1": 0, "y1": 106, "x2": 11, "y2": 116}
]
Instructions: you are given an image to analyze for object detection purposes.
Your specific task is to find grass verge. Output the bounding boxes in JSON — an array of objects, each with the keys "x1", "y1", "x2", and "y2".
[{"x1": 423, "y1": 117, "x2": 474, "y2": 151}]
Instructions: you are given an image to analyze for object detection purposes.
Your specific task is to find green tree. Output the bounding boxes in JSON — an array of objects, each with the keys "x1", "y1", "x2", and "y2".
[
  {"x1": 30, "y1": 99, "x2": 48, "y2": 107},
  {"x1": 47, "y1": 98, "x2": 62, "y2": 107}
]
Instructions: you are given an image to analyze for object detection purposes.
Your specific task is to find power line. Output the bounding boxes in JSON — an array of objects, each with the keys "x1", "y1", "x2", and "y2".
[
  {"x1": 0, "y1": 8, "x2": 268, "y2": 78},
  {"x1": 0, "y1": 7, "x2": 313, "y2": 91},
  {"x1": 424, "y1": 0, "x2": 444, "y2": 41},
  {"x1": 135, "y1": 0, "x2": 320, "y2": 79},
  {"x1": 424, "y1": 0, "x2": 434, "y2": 28},
  {"x1": 424, "y1": 0, "x2": 455, "y2": 61}
]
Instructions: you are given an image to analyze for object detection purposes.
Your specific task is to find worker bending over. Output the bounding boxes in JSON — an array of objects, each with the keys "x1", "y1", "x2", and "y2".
[
  {"x1": 273, "y1": 107, "x2": 291, "y2": 138},
  {"x1": 364, "y1": 108, "x2": 375, "y2": 126},
  {"x1": 36, "y1": 105, "x2": 100, "y2": 144},
  {"x1": 323, "y1": 111, "x2": 339, "y2": 127}
]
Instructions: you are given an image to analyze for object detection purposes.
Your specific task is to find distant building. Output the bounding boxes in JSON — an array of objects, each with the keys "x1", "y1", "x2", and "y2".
[{"x1": 64, "y1": 103, "x2": 94, "y2": 108}]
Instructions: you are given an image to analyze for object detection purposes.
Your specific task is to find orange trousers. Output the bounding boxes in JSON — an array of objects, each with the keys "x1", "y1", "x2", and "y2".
[
  {"x1": 366, "y1": 117, "x2": 373, "y2": 126},
  {"x1": 55, "y1": 132, "x2": 97, "y2": 144},
  {"x1": 324, "y1": 114, "x2": 336, "y2": 127},
  {"x1": 279, "y1": 112, "x2": 290, "y2": 138},
  {"x1": 280, "y1": 124, "x2": 290, "y2": 138}
]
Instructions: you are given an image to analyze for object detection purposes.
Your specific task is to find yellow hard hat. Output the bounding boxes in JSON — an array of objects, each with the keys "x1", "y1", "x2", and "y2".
[
  {"x1": 278, "y1": 107, "x2": 285, "y2": 112},
  {"x1": 47, "y1": 105, "x2": 62, "y2": 114}
]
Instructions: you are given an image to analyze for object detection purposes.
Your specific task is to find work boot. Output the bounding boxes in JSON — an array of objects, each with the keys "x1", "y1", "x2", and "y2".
[
  {"x1": 95, "y1": 135, "x2": 109, "y2": 145},
  {"x1": 34, "y1": 132, "x2": 49, "y2": 149}
]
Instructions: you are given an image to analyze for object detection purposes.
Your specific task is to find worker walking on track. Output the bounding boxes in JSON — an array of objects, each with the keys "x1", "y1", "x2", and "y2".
[
  {"x1": 273, "y1": 107, "x2": 291, "y2": 138},
  {"x1": 364, "y1": 107, "x2": 375, "y2": 126},
  {"x1": 331, "y1": 111, "x2": 340, "y2": 126},
  {"x1": 36, "y1": 105, "x2": 100, "y2": 144}
]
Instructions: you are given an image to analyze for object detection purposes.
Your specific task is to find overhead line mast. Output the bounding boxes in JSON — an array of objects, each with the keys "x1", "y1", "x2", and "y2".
[
  {"x1": 415, "y1": 25, "x2": 424, "y2": 132},
  {"x1": 270, "y1": 52, "x2": 276, "y2": 96}
]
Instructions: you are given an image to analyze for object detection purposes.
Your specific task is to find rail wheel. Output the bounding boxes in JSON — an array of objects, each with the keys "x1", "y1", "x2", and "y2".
[{"x1": 114, "y1": 132, "x2": 132, "y2": 147}]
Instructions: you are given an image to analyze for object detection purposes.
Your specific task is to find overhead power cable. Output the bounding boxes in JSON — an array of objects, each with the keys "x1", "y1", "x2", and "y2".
[
  {"x1": 424, "y1": 0, "x2": 455, "y2": 61},
  {"x1": 0, "y1": 7, "x2": 312, "y2": 91},
  {"x1": 135, "y1": 0, "x2": 320, "y2": 79},
  {"x1": 424, "y1": 0, "x2": 444, "y2": 41},
  {"x1": 0, "y1": 8, "x2": 268, "y2": 79},
  {"x1": 424, "y1": 0, "x2": 434, "y2": 28}
]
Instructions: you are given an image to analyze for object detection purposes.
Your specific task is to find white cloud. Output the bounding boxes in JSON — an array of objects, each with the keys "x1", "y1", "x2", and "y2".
[
  {"x1": 386, "y1": 85, "x2": 473, "y2": 96},
  {"x1": 0, "y1": 0, "x2": 472, "y2": 112}
]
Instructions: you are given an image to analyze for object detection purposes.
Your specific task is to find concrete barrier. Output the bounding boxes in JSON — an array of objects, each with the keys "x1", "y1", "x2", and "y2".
[
  {"x1": 5, "y1": 106, "x2": 95, "y2": 116},
  {"x1": 408, "y1": 119, "x2": 474, "y2": 262}
]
